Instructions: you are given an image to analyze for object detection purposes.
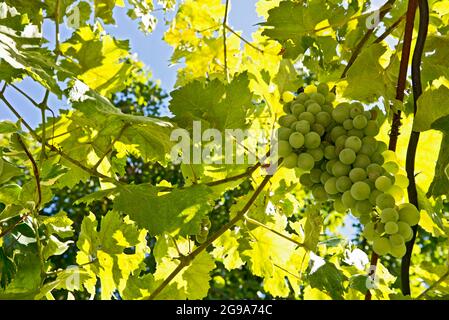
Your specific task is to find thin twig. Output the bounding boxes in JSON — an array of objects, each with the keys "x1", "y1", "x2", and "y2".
[
  {"x1": 40, "y1": 90, "x2": 50, "y2": 159},
  {"x1": 93, "y1": 123, "x2": 130, "y2": 170},
  {"x1": 0, "y1": 215, "x2": 28, "y2": 239},
  {"x1": 225, "y1": 24, "x2": 264, "y2": 53},
  {"x1": 417, "y1": 270, "x2": 449, "y2": 299},
  {"x1": 222, "y1": 0, "x2": 230, "y2": 82},
  {"x1": 374, "y1": 14, "x2": 406, "y2": 44}
]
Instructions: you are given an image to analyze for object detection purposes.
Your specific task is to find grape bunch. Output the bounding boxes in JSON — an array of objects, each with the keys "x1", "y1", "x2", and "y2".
[
  {"x1": 277, "y1": 83, "x2": 420, "y2": 258},
  {"x1": 195, "y1": 217, "x2": 211, "y2": 244}
]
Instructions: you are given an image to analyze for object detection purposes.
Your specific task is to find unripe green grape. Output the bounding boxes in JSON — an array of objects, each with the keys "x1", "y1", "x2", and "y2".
[
  {"x1": 353, "y1": 114, "x2": 368, "y2": 129},
  {"x1": 304, "y1": 132, "x2": 321, "y2": 149},
  {"x1": 297, "y1": 92, "x2": 308, "y2": 103},
  {"x1": 312, "y1": 185, "x2": 328, "y2": 201},
  {"x1": 326, "y1": 159, "x2": 338, "y2": 175},
  {"x1": 364, "y1": 178, "x2": 375, "y2": 191},
  {"x1": 279, "y1": 114, "x2": 297, "y2": 128},
  {"x1": 375, "y1": 193, "x2": 396, "y2": 210},
  {"x1": 373, "y1": 237, "x2": 391, "y2": 255},
  {"x1": 369, "y1": 189, "x2": 383, "y2": 206},
  {"x1": 332, "y1": 104, "x2": 350, "y2": 123},
  {"x1": 371, "y1": 152, "x2": 384, "y2": 165},
  {"x1": 295, "y1": 120, "x2": 310, "y2": 134},
  {"x1": 384, "y1": 221, "x2": 399, "y2": 234},
  {"x1": 382, "y1": 150, "x2": 397, "y2": 162},
  {"x1": 394, "y1": 174, "x2": 409, "y2": 188},
  {"x1": 389, "y1": 234, "x2": 405, "y2": 247},
  {"x1": 320, "y1": 171, "x2": 332, "y2": 184},
  {"x1": 325, "y1": 92, "x2": 336, "y2": 103},
  {"x1": 311, "y1": 123, "x2": 325, "y2": 136},
  {"x1": 350, "y1": 106, "x2": 363, "y2": 118},
  {"x1": 353, "y1": 154, "x2": 371, "y2": 169},
  {"x1": 334, "y1": 198, "x2": 346, "y2": 213},
  {"x1": 355, "y1": 200, "x2": 373, "y2": 215},
  {"x1": 324, "y1": 145, "x2": 337, "y2": 160},
  {"x1": 290, "y1": 121, "x2": 300, "y2": 130},
  {"x1": 310, "y1": 168, "x2": 322, "y2": 183},
  {"x1": 330, "y1": 126, "x2": 346, "y2": 142},
  {"x1": 343, "y1": 119, "x2": 354, "y2": 130},
  {"x1": 364, "y1": 120, "x2": 379, "y2": 136},
  {"x1": 366, "y1": 163, "x2": 383, "y2": 181},
  {"x1": 377, "y1": 141, "x2": 388, "y2": 153},
  {"x1": 342, "y1": 191, "x2": 356, "y2": 209},
  {"x1": 299, "y1": 173, "x2": 314, "y2": 187},
  {"x1": 375, "y1": 175, "x2": 393, "y2": 192},
  {"x1": 345, "y1": 136, "x2": 362, "y2": 152},
  {"x1": 336, "y1": 176, "x2": 352, "y2": 192},
  {"x1": 360, "y1": 213, "x2": 371, "y2": 225},
  {"x1": 397, "y1": 221, "x2": 413, "y2": 241},
  {"x1": 335, "y1": 135, "x2": 348, "y2": 150},
  {"x1": 311, "y1": 92, "x2": 326, "y2": 104},
  {"x1": 307, "y1": 102, "x2": 322, "y2": 114},
  {"x1": 317, "y1": 83, "x2": 329, "y2": 95},
  {"x1": 383, "y1": 161, "x2": 399, "y2": 174},
  {"x1": 196, "y1": 233, "x2": 207, "y2": 244},
  {"x1": 278, "y1": 127, "x2": 292, "y2": 141},
  {"x1": 364, "y1": 110, "x2": 373, "y2": 120},
  {"x1": 304, "y1": 85, "x2": 317, "y2": 94},
  {"x1": 376, "y1": 223, "x2": 385, "y2": 235},
  {"x1": 291, "y1": 103, "x2": 306, "y2": 116},
  {"x1": 332, "y1": 161, "x2": 351, "y2": 177},
  {"x1": 350, "y1": 181, "x2": 371, "y2": 200},
  {"x1": 347, "y1": 129, "x2": 364, "y2": 139},
  {"x1": 298, "y1": 111, "x2": 315, "y2": 124},
  {"x1": 339, "y1": 148, "x2": 356, "y2": 165},
  {"x1": 363, "y1": 222, "x2": 377, "y2": 241},
  {"x1": 283, "y1": 153, "x2": 298, "y2": 169},
  {"x1": 278, "y1": 140, "x2": 292, "y2": 157},
  {"x1": 387, "y1": 185, "x2": 404, "y2": 202},
  {"x1": 297, "y1": 153, "x2": 315, "y2": 171},
  {"x1": 324, "y1": 177, "x2": 339, "y2": 195},
  {"x1": 398, "y1": 203, "x2": 420, "y2": 226},
  {"x1": 316, "y1": 112, "x2": 331, "y2": 126},
  {"x1": 349, "y1": 167, "x2": 367, "y2": 182},
  {"x1": 359, "y1": 137, "x2": 377, "y2": 156},
  {"x1": 309, "y1": 148, "x2": 324, "y2": 161},
  {"x1": 380, "y1": 207, "x2": 399, "y2": 223},
  {"x1": 304, "y1": 99, "x2": 317, "y2": 107},
  {"x1": 283, "y1": 102, "x2": 292, "y2": 114},
  {"x1": 289, "y1": 132, "x2": 305, "y2": 148},
  {"x1": 390, "y1": 243, "x2": 406, "y2": 258}
]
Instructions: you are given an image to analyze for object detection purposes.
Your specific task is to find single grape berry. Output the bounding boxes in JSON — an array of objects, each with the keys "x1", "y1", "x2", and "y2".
[
  {"x1": 384, "y1": 221, "x2": 399, "y2": 234},
  {"x1": 289, "y1": 132, "x2": 305, "y2": 148},
  {"x1": 339, "y1": 148, "x2": 356, "y2": 165},
  {"x1": 373, "y1": 237, "x2": 391, "y2": 255},
  {"x1": 398, "y1": 203, "x2": 420, "y2": 226},
  {"x1": 380, "y1": 208, "x2": 399, "y2": 223},
  {"x1": 304, "y1": 132, "x2": 321, "y2": 149},
  {"x1": 353, "y1": 114, "x2": 368, "y2": 129},
  {"x1": 350, "y1": 181, "x2": 371, "y2": 200},
  {"x1": 278, "y1": 140, "x2": 292, "y2": 157},
  {"x1": 345, "y1": 136, "x2": 362, "y2": 152},
  {"x1": 297, "y1": 153, "x2": 315, "y2": 171},
  {"x1": 283, "y1": 153, "x2": 298, "y2": 169}
]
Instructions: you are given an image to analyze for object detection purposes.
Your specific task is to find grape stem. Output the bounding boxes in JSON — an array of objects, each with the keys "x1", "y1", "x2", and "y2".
[
  {"x1": 365, "y1": 0, "x2": 417, "y2": 301},
  {"x1": 401, "y1": 0, "x2": 429, "y2": 296}
]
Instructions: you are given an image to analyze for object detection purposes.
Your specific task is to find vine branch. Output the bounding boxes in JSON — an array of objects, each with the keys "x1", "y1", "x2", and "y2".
[{"x1": 222, "y1": 0, "x2": 230, "y2": 82}]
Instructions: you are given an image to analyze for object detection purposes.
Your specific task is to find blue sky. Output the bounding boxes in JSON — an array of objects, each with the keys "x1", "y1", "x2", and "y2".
[{"x1": 0, "y1": 0, "x2": 260, "y2": 128}]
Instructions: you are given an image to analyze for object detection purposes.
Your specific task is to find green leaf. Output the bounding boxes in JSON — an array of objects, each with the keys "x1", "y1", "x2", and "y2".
[
  {"x1": 0, "y1": 120, "x2": 18, "y2": 133},
  {"x1": 308, "y1": 260, "x2": 347, "y2": 300}
]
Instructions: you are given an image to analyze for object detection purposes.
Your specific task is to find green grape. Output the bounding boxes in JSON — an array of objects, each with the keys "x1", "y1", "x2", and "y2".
[
  {"x1": 375, "y1": 193, "x2": 396, "y2": 210},
  {"x1": 364, "y1": 178, "x2": 375, "y2": 191},
  {"x1": 278, "y1": 127, "x2": 292, "y2": 141},
  {"x1": 342, "y1": 190, "x2": 356, "y2": 209},
  {"x1": 304, "y1": 132, "x2": 321, "y2": 149},
  {"x1": 390, "y1": 243, "x2": 406, "y2": 258},
  {"x1": 279, "y1": 114, "x2": 297, "y2": 128},
  {"x1": 283, "y1": 102, "x2": 292, "y2": 114},
  {"x1": 387, "y1": 185, "x2": 404, "y2": 202},
  {"x1": 339, "y1": 148, "x2": 356, "y2": 165},
  {"x1": 324, "y1": 177, "x2": 339, "y2": 195},
  {"x1": 349, "y1": 167, "x2": 367, "y2": 182},
  {"x1": 310, "y1": 93, "x2": 326, "y2": 105},
  {"x1": 384, "y1": 221, "x2": 399, "y2": 234},
  {"x1": 366, "y1": 163, "x2": 383, "y2": 181},
  {"x1": 335, "y1": 135, "x2": 348, "y2": 150},
  {"x1": 297, "y1": 92, "x2": 308, "y2": 103},
  {"x1": 317, "y1": 83, "x2": 329, "y2": 95},
  {"x1": 320, "y1": 171, "x2": 332, "y2": 184},
  {"x1": 334, "y1": 198, "x2": 346, "y2": 213},
  {"x1": 360, "y1": 213, "x2": 371, "y2": 225},
  {"x1": 326, "y1": 159, "x2": 338, "y2": 175},
  {"x1": 389, "y1": 234, "x2": 405, "y2": 247},
  {"x1": 312, "y1": 185, "x2": 328, "y2": 201},
  {"x1": 373, "y1": 237, "x2": 391, "y2": 255},
  {"x1": 297, "y1": 153, "x2": 315, "y2": 171},
  {"x1": 316, "y1": 112, "x2": 331, "y2": 126},
  {"x1": 353, "y1": 154, "x2": 371, "y2": 169},
  {"x1": 363, "y1": 222, "x2": 377, "y2": 241},
  {"x1": 332, "y1": 161, "x2": 351, "y2": 177},
  {"x1": 324, "y1": 145, "x2": 337, "y2": 160},
  {"x1": 322, "y1": 104, "x2": 334, "y2": 114},
  {"x1": 289, "y1": 132, "x2": 305, "y2": 148},
  {"x1": 196, "y1": 233, "x2": 207, "y2": 244},
  {"x1": 359, "y1": 137, "x2": 377, "y2": 156},
  {"x1": 380, "y1": 207, "x2": 399, "y2": 223},
  {"x1": 383, "y1": 161, "x2": 399, "y2": 174},
  {"x1": 397, "y1": 221, "x2": 413, "y2": 241},
  {"x1": 310, "y1": 168, "x2": 322, "y2": 183},
  {"x1": 304, "y1": 99, "x2": 317, "y2": 107},
  {"x1": 350, "y1": 106, "x2": 363, "y2": 118},
  {"x1": 350, "y1": 181, "x2": 371, "y2": 200},
  {"x1": 345, "y1": 136, "x2": 362, "y2": 152},
  {"x1": 376, "y1": 222, "x2": 385, "y2": 235},
  {"x1": 355, "y1": 200, "x2": 373, "y2": 215},
  {"x1": 336, "y1": 176, "x2": 352, "y2": 192},
  {"x1": 369, "y1": 189, "x2": 383, "y2": 206},
  {"x1": 398, "y1": 203, "x2": 420, "y2": 226},
  {"x1": 325, "y1": 92, "x2": 336, "y2": 103},
  {"x1": 309, "y1": 148, "x2": 324, "y2": 161},
  {"x1": 295, "y1": 120, "x2": 310, "y2": 134},
  {"x1": 353, "y1": 114, "x2": 368, "y2": 129},
  {"x1": 332, "y1": 104, "x2": 350, "y2": 123},
  {"x1": 311, "y1": 123, "x2": 325, "y2": 136},
  {"x1": 298, "y1": 111, "x2": 315, "y2": 123},
  {"x1": 283, "y1": 153, "x2": 298, "y2": 169},
  {"x1": 375, "y1": 175, "x2": 393, "y2": 192},
  {"x1": 377, "y1": 141, "x2": 388, "y2": 153},
  {"x1": 307, "y1": 102, "x2": 322, "y2": 114},
  {"x1": 330, "y1": 126, "x2": 347, "y2": 142},
  {"x1": 343, "y1": 119, "x2": 354, "y2": 130},
  {"x1": 278, "y1": 140, "x2": 292, "y2": 157},
  {"x1": 364, "y1": 120, "x2": 379, "y2": 136},
  {"x1": 371, "y1": 152, "x2": 384, "y2": 165},
  {"x1": 299, "y1": 173, "x2": 314, "y2": 187},
  {"x1": 394, "y1": 174, "x2": 409, "y2": 188},
  {"x1": 291, "y1": 102, "x2": 306, "y2": 116},
  {"x1": 290, "y1": 121, "x2": 300, "y2": 130}
]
